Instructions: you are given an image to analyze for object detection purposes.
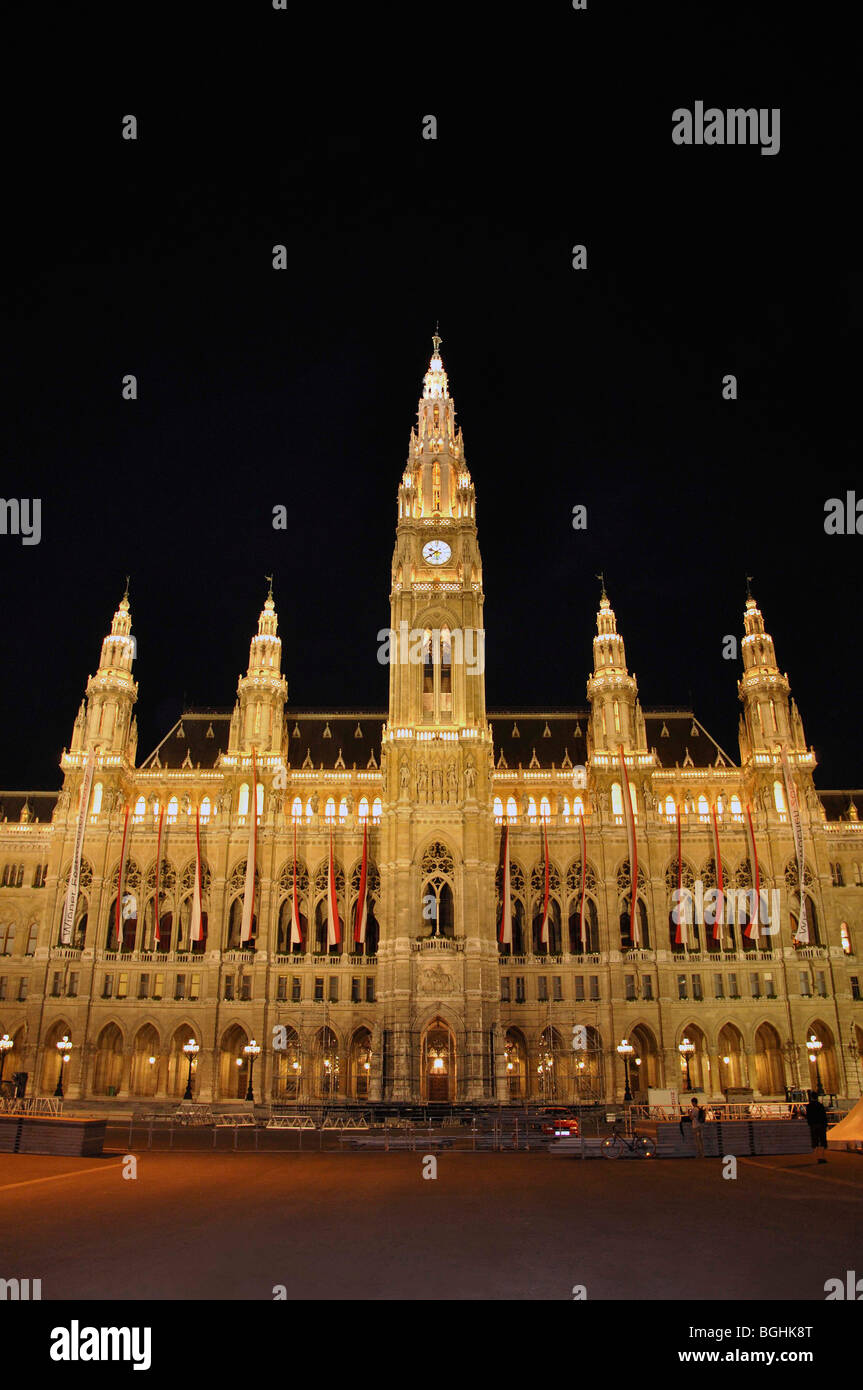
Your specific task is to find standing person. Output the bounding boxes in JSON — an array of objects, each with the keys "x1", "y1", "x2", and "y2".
[
  {"x1": 690, "y1": 1096, "x2": 706, "y2": 1158},
  {"x1": 805, "y1": 1090, "x2": 829, "y2": 1163}
]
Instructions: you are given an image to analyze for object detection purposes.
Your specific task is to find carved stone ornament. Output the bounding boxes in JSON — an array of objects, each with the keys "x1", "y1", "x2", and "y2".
[{"x1": 420, "y1": 964, "x2": 453, "y2": 994}]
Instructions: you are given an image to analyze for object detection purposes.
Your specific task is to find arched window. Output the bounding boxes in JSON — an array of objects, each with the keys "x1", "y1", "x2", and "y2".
[
  {"x1": 372, "y1": 797, "x2": 382, "y2": 821},
  {"x1": 0, "y1": 924, "x2": 15, "y2": 955},
  {"x1": 238, "y1": 783, "x2": 250, "y2": 817},
  {"x1": 773, "y1": 780, "x2": 786, "y2": 813},
  {"x1": 256, "y1": 782, "x2": 264, "y2": 818},
  {"x1": 338, "y1": 798, "x2": 348, "y2": 824},
  {"x1": 540, "y1": 796, "x2": 551, "y2": 822},
  {"x1": 305, "y1": 798, "x2": 314, "y2": 820},
  {"x1": 527, "y1": 797, "x2": 537, "y2": 823},
  {"x1": 198, "y1": 797, "x2": 210, "y2": 824},
  {"x1": 730, "y1": 794, "x2": 742, "y2": 815},
  {"x1": 91, "y1": 782, "x2": 103, "y2": 816},
  {"x1": 493, "y1": 797, "x2": 504, "y2": 820},
  {"x1": 421, "y1": 842, "x2": 455, "y2": 940},
  {"x1": 562, "y1": 797, "x2": 571, "y2": 820},
  {"x1": 507, "y1": 796, "x2": 518, "y2": 821},
  {"x1": 134, "y1": 796, "x2": 146, "y2": 821},
  {"x1": 358, "y1": 796, "x2": 370, "y2": 821},
  {"x1": 325, "y1": 797, "x2": 336, "y2": 824},
  {"x1": 611, "y1": 783, "x2": 624, "y2": 818},
  {"x1": 665, "y1": 796, "x2": 676, "y2": 819},
  {"x1": 573, "y1": 796, "x2": 584, "y2": 818},
  {"x1": 840, "y1": 922, "x2": 852, "y2": 954},
  {"x1": 697, "y1": 794, "x2": 709, "y2": 819},
  {"x1": 26, "y1": 923, "x2": 38, "y2": 954},
  {"x1": 291, "y1": 797, "x2": 303, "y2": 822},
  {"x1": 440, "y1": 626, "x2": 452, "y2": 716},
  {"x1": 167, "y1": 796, "x2": 178, "y2": 824}
]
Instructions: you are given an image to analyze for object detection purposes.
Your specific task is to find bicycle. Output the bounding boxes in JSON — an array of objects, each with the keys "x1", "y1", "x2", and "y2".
[{"x1": 601, "y1": 1125, "x2": 656, "y2": 1159}]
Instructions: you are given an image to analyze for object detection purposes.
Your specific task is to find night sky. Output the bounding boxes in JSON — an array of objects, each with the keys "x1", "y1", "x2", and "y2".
[{"x1": 1, "y1": 9, "x2": 856, "y2": 790}]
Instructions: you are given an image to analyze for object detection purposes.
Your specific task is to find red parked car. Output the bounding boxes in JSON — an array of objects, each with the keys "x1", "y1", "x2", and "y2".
[{"x1": 539, "y1": 1107, "x2": 580, "y2": 1136}]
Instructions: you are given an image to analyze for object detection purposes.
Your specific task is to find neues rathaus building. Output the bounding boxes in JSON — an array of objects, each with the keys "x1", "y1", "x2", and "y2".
[{"x1": 1, "y1": 340, "x2": 862, "y2": 1107}]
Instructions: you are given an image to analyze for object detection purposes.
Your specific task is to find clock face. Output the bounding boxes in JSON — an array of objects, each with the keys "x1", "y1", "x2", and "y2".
[{"x1": 422, "y1": 540, "x2": 452, "y2": 566}]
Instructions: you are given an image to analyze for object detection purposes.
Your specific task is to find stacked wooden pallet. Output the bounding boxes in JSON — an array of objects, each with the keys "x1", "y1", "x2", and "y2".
[{"x1": 653, "y1": 1119, "x2": 811, "y2": 1157}]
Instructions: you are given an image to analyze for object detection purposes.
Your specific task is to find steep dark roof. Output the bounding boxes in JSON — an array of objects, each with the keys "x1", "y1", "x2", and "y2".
[
  {"x1": 818, "y1": 791, "x2": 863, "y2": 823},
  {"x1": 141, "y1": 711, "x2": 385, "y2": 772},
  {"x1": 488, "y1": 709, "x2": 736, "y2": 771},
  {"x1": 0, "y1": 791, "x2": 59, "y2": 825}
]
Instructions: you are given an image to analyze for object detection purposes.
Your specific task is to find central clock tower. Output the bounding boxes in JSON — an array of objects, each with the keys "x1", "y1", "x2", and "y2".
[{"x1": 374, "y1": 334, "x2": 501, "y2": 1103}]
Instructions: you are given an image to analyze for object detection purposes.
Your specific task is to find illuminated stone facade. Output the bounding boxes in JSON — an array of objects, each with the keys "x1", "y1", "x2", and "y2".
[{"x1": 1, "y1": 340, "x2": 862, "y2": 1106}]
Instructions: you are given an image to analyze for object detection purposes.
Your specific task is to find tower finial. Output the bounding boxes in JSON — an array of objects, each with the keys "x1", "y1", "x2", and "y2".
[
  {"x1": 123, "y1": 575, "x2": 130, "y2": 601},
  {"x1": 596, "y1": 571, "x2": 607, "y2": 600},
  {"x1": 745, "y1": 574, "x2": 754, "y2": 601},
  {"x1": 265, "y1": 573, "x2": 274, "y2": 601},
  {"x1": 432, "y1": 324, "x2": 442, "y2": 355}
]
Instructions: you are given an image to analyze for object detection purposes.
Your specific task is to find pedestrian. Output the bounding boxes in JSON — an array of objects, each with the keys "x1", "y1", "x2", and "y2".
[
  {"x1": 804, "y1": 1090, "x2": 829, "y2": 1163},
  {"x1": 689, "y1": 1096, "x2": 706, "y2": 1158}
]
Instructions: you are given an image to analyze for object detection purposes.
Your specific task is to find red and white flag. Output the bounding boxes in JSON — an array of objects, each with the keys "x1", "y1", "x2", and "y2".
[
  {"x1": 60, "y1": 747, "x2": 96, "y2": 944},
  {"x1": 578, "y1": 810, "x2": 587, "y2": 950},
  {"x1": 240, "y1": 750, "x2": 258, "y2": 944},
  {"x1": 290, "y1": 819, "x2": 303, "y2": 948},
  {"x1": 619, "y1": 746, "x2": 639, "y2": 946},
  {"x1": 781, "y1": 746, "x2": 809, "y2": 946},
  {"x1": 710, "y1": 804, "x2": 725, "y2": 943},
  {"x1": 499, "y1": 824, "x2": 513, "y2": 946},
  {"x1": 153, "y1": 803, "x2": 165, "y2": 946},
  {"x1": 538, "y1": 818, "x2": 550, "y2": 947},
  {"x1": 327, "y1": 829, "x2": 341, "y2": 947},
  {"x1": 114, "y1": 803, "x2": 131, "y2": 949},
  {"x1": 744, "y1": 804, "x2": 760, "y2": 942},
  {"x1": 354, "y1": 819, "x2": 369, "y2": 946},
  {"x1": 675, "y1": 803, "x2": 687, "y2": 946},
  {"x1": 189, "y1": 804, "x2": 204, "y2": 943}
]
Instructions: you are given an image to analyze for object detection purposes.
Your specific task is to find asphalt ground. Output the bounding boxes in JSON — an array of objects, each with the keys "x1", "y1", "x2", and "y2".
[{"x1": 1, "y1": 1146, "x2": 861, "y2": 1301}]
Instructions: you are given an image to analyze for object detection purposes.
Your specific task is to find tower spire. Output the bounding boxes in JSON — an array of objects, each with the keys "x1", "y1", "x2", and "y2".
[
  {"x1": 69, "y1": 589, "x2": 138, "y2": 760},
  {"x1": 586, "y1": 588, "x2": 643, "y2": 754},
  {"x1": 229, "y1": 588, "x2": 288, "y2": 755}
]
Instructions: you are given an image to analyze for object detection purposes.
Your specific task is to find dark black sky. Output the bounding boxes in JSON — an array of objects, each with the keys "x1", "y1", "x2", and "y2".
[{"x1": 1, "y1": 7, "x2": 856, "y2": 789}]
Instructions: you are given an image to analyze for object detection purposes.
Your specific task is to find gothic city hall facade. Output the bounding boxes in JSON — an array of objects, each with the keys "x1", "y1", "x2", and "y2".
[{"x1": 2, "y1": 340, "x2": 862, "y2": 1108}]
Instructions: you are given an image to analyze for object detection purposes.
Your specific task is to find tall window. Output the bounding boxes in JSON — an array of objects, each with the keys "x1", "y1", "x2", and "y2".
[
  {"x1": 773, "y1": 781, "x2": 786, "y2": 813},
  {"x1": 200, "y1": 797, "x2": 211, "y2": 824},
  {"x1": 611, "y1": 783, "x2": 624, "y2": 818},
  {"x1": 238, "y1": 783, "x2": 250, "y2": 818},
  {"x1": 91, "y1": 782, "x2": 103, "y2": 816},
  {"x1": 167, "y1": 796, "x2": 178, "y2": 824}
]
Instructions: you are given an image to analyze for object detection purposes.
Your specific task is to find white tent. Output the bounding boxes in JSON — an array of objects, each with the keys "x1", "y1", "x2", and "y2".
[{"x1": 827, "y1": 1096, "x2": 863, "y2": 1148}]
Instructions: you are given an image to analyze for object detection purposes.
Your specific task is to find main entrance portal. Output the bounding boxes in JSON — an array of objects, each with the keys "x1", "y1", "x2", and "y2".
[{"x1": 421, "y1": 1020, "x2": 455, "y2": 1103}]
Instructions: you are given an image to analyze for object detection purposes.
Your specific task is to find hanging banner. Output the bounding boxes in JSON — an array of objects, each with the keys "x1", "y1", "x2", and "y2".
[
  {"x1": 619, "y1": 746, "x2": 639, "y2": 946},
  {"x1": 578, "y1": 811, "x2": 587, "y2": 950},
  {"x1": 327, "y1": 829, "x2": 341, "y2": 947},
  {"x1": 291, "y1": 818, "x2": 304, "y2": 947},
  {"x1": 240, "y1": 750, "x2": 258, "y2": 944},
  {"x1": 710, "y1": 804, "x2": 725, "y2": 944},
  {"x1": 189, "y1": 805, "x2": 204, "y2": 943},
  {"x1": 60, "y1": 749, "x2": 96, "y2": 945},
  {"x1": 153, "y1": 804, "x2": 165, "y2": 946},
  {"x1": 499, "y1": 824, "x2": 513, "y2": 946},
  {"x1": 781, "y1": 746, "x2": 809, "y2": 946},
  {"x1": 744, "y1": 804, "x2": 760, "y2": 942},
  {"x1": 675, "y1": 804, "x2": 687, "y2": 946},
  {"x1": 354, "y1": 818, "x2": 369, "y2": 945},
  {"x1": 114, "y1": 804, "x2": 131, "y2": 950},
  {"x1": 539, "y1": 819, "x2": 550, "y2": 947}
]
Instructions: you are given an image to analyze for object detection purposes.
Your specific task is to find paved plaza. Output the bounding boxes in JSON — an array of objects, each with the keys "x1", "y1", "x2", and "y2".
[{"x1": 2, "y1": 1145, "x2": 861, "y2": 1301}]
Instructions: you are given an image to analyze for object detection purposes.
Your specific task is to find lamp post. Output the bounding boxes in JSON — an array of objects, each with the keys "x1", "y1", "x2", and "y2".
[
  {"x1": 54, "y1": 1035, "x2": 72, "y2": 1098},
  {"x1": 617, "y1": 1038, "x2": 635, "y2": 1103},
  {"x1": 243, "y1": 1039, "x2": 261, "y2": 1102},
  {"x1": 0, "y1": 1034, "x2": 13, "y2": 1087},
  {"x1": 182, "y1": 1038, "x2": 199, "y2": 1100},
  {"x1": 807, "y1": 1034, "x2": 824, "y2": 1097},
  {"x1": 679, "y1": 1036, "x2": 695, "y2": 1092}
]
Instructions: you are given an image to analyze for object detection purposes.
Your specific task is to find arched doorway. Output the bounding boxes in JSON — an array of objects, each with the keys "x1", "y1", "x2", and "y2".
[
  {"x1": 0, "y1": 1025, "x2": 25, "y2": 1097},
  {"x1": 421, "y1": 1019, "x2": 455, "y2": 1102},
  {"x1": 630, "y1": 1024, "x2": 661, "y2": 1090},
  {"x1": 504, "y1": 1028, "x2": 528, "y2": 1099},
  {"x1": 718, "y1": 1023, "x2": 746, "y2": 1091},
  {"x1": 805, "y1": 1020, "x2": 838, "y2": 1095},
  {"x1": 167, "y1": 1024, "x2": 200, "y2": 1098},
  {"x1": 349, "y1": 1027, "x2": 373, "y2": 1100},
  {"x1": 40, "y1": 1021, "x2": 72, "y2": 1095},
  {"x1": 537, "y1": 1026, "x2": 568, "y2": 1101},
  {"x1": 677, "y1": 1024, "x2": 708, "y2": 1093},
  {"x1": 572, "y1": 1025, "x2": 603, "y2": 1103},
  {"x1": 272, "y1": 1026, "x2": 303, "y2": 1099},
  {"x1": 754, "y1": 1022, "x2": 785, "y2": 1095},
  {"x1": 92, "y1": 1023, "x2": 125, "y2": 1095},
  {"x1": 130, "y1": 1024, "x2": 161, "y2": 1096},
  {"x1": 312, "y1": 1026, "x2": 340, "y2": 1099},
  {"x1": 219, "y1": 1023, "x2": 250, "y2": 1099}
]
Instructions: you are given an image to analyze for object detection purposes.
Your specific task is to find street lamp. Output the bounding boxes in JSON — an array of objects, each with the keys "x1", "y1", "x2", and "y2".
[
  {"x1": 0, "y1": 1034, "x2": 13, "y2": 1087},
  {"x1": 243, "y1": 1039, "x2": 261, "y2": 1102},
  {"x1": 617, "y1": 1038, "x2": 635, "y2": 1102},
  {"x1": 679, "y1": 1036, "x2": 695, "y2": 1092},
  {"x1": 807, "y1": 1034, "x2": 824, "y2": 1097},
  {"x1": 182, "y1": 1038, "x2": 199, "y2": 1100},
  {"x1": 54, "y1": 1035, "x2": 72, "y2": 1098}
]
